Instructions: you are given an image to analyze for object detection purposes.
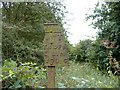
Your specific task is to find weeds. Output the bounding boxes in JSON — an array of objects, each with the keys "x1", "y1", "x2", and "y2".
[{"x1": 56, "y1": 61, "x2": 119, "y2": 88}]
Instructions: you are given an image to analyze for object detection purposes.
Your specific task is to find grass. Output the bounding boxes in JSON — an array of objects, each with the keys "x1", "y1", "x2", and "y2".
[
  {"x1": 2, "y1": 60, "x2": 119, "y2": 88},
  {"x1": 55, "y1": 61, "x2": 119, "y2": 88}
]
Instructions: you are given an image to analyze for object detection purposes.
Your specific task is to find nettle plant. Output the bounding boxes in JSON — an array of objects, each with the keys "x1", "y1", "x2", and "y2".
[{"x1": 1, "y1": 60, "x2": 47, "y2": 89}]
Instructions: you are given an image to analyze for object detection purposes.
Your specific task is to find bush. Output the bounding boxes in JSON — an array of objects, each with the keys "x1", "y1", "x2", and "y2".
[
  {"x1": 2, "y1": 23, "x2": 44, "y2": 64},
  {"x1": 1, "y1": 60, "x2": 47, "y2": 89}
]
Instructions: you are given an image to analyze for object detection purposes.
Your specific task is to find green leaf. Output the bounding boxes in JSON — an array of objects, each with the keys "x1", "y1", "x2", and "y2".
[{"x1": 9, "y1": 70, "x2": 14, "y2": 77}]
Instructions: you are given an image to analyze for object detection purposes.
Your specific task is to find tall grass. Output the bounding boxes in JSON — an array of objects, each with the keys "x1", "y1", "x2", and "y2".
[
  {"x1": 56, "y1": 61, "x2": 119, "y2": 88},
  {"x1": 2, "y1": 60, "x2": 119, "y2": 88}
]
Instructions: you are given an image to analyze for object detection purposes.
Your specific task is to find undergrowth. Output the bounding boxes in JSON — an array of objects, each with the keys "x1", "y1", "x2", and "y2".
[
  {"x1": 1, "y1": 60, "x2": 119, "y2": 89},
  {"x1": 56, "y1": 61, "x2": 119, "y2": 88}
]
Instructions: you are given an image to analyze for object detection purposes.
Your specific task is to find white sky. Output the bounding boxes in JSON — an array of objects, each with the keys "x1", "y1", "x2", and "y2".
[{"x1": 63, "y1": 0, "x2": 100, "y2": 45}]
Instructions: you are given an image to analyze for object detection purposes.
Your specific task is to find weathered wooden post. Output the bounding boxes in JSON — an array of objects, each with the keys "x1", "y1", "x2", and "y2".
[{"x1": 43, "y1": 23, "x2": 68, "y2": 88}]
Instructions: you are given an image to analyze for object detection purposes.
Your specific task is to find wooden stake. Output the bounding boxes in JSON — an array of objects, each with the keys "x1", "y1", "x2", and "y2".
[{"x1": 47, "y1": 66, "x2": 55, "y2": 88}]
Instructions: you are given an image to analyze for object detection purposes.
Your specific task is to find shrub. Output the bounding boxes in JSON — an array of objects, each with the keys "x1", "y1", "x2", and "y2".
[{"x1": 1, "y1": 60, "x2": 47, "y2": 89}]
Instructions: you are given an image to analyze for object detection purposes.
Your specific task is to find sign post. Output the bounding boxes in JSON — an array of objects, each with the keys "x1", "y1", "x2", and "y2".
[
  {"x1": 43, "y1": 23, "x2": 68, "y2": 88},
  {"x1": 47, "y1": 66, "x2": 55, "y2": 88}
]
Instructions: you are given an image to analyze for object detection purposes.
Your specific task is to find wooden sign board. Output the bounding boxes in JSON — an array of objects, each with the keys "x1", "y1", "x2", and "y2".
[{"x1": 43, "y1": 23, "x2": 68, "y2": 66}]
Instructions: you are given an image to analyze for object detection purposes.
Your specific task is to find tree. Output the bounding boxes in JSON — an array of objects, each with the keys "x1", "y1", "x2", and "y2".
[
  {"x1": 86, "y1": 2, "x2": 120, "y2": 75},
  {"x1": 2, "y1": 2, "x2": 68, "y2": 65},
  {"x1": 70, "y1": 39, "x2": 92, "y2": 62}
]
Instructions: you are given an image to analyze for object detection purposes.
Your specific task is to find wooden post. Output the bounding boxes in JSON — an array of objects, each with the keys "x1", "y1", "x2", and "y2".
[
  {"x1": 43, "y1": 23, "x2": 68, "y2": 88},
  {"x1": 47, "y1": 66, "x2": 55, "y2": 88}
]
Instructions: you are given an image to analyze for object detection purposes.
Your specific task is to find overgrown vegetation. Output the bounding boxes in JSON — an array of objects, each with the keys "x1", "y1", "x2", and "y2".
[
  {"x1": 85, "y1": 2, "x2": 120, "y2": 75},
  {"x1": 1, "y1": 1, "x2": 120, "y2": 89},
  {"x1": 2, "y1": 2, "x2": 68, "y2": 64},
  {"x1": 68, "y1": 2, "x2": 120, "y2": 76},
  {"x1": 1, "y1": 60, "x2": 46, "y2": 89},
  {"x1": 56, "y1": 61, "x2": 119, "y2": 88},
  {"x1": 1, "y1": 60, "x2": 119, "y2": 89}
]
